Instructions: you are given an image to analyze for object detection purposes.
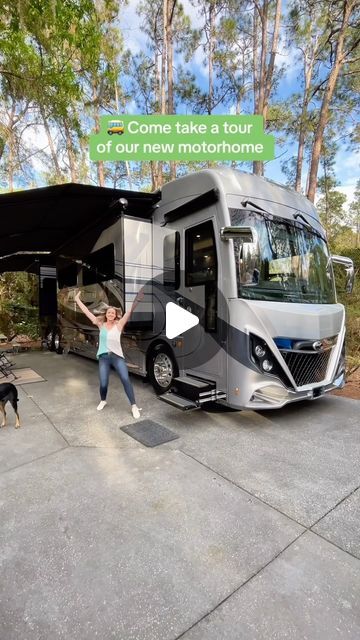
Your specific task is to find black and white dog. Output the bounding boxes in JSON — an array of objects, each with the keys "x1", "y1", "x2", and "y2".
[{"x1": 0, "y1": 383, "x2": 20, "y2": 428}]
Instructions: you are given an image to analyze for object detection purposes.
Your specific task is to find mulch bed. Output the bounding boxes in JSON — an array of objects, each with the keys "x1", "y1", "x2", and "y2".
[{"x1": 331, "y1": 368, "x2": 360, "y2": 400}]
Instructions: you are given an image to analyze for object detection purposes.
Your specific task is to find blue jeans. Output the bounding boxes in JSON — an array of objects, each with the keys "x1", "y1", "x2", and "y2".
[{"x1": 98, "y1": 353, "x2": 136, "y2": 405}]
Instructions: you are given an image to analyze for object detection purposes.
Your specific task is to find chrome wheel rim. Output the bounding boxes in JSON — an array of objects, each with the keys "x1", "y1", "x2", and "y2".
[{"x1": 153, "y1": 353, "x2": 173, "y2": 388}]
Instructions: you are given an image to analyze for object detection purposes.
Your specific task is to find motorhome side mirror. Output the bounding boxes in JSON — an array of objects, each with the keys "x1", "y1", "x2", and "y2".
[
  {"x1": 331, "y1": 255, "x2": 355, "y2": 294},
  {"x1": 220, "y1": 226, "x2": 257, "y2": 244}
]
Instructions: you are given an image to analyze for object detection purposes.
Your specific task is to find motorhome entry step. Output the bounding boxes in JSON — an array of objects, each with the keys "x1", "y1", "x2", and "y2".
[
  {"x1": 159, "y1": 392, "x2": 199, "y2": 411},
  {"x1": 159, "y1": 375, "x2": 219, "y2": 411},
  {"x1": 172, "y1": 376, "x2": 216, "y2": 402}
]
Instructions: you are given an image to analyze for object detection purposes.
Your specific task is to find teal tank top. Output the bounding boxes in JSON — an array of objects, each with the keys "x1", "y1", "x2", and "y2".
[
  {"x1": 96, "y1": 325, "x2": 124, "y2": 358},
  {"x1": 97, "y1": 326, "x2": 109, "y2": 358}
]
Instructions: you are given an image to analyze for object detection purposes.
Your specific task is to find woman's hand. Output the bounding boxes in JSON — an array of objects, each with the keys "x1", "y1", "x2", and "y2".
[
  {"x1": 135, "y1": 288, "x2": 145, "y2": 303},
  {"x1": 73, "y1": 290, "x2": 99, "y2": 325}
]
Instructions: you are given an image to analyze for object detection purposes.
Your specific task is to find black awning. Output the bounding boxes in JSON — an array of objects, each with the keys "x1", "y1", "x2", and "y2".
[
  {"x1": 163, "y1": 188, "x2": 219, "y2": 224},
  {"x1": 0, "y1": 183, "x2": 160, "y2": 273}
]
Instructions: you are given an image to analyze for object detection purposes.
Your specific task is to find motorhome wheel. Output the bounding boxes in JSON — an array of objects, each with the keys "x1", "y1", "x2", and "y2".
[
  {"x1": 46, "y1": 329, "x2": 55, "y2": 351},
  {"x1": 148, "y1": 347, "x2": 177, "y2": 394}
]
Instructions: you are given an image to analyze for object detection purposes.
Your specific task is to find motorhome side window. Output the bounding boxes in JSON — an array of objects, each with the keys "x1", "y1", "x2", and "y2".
[
  {"x1": 57, "y1": 262, "x2": 78, "y2": 289},
  {"x1": 185, "y1": 221, "x2": 217, "y2": 287},
  {"x1": 82, "y1": 243, "x2": 115, "y2": 286},
  {"x1": 163, "y1": 231, "x2": 180, "y2": 289}
]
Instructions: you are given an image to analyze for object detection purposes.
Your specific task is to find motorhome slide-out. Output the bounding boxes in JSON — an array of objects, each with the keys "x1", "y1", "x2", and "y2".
[{"x1": 55, "y1": 168, "x2": 354, "y2": 411}]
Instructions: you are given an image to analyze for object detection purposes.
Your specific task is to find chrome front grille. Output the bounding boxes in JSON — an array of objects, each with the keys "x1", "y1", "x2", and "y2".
[{"x1": 280, "y1": 349, "x2": 332, "y2": 387}]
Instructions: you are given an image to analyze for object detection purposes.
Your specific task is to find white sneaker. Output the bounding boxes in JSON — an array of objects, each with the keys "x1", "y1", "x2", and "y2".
[
  {"x1": 131, "y1": 405, "x2": 142, "y2": 419},
  {"x1": 97, "y1": 400, "x2": 107, "y2": 411}
]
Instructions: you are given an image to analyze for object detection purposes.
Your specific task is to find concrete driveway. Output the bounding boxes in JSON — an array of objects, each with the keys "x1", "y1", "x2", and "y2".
[{"x1": 0, "y1": 351, "x2": 359, "y2": 639}]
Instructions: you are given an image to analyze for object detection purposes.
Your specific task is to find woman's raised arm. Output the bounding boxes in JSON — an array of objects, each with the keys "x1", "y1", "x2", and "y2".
[
  {"x1": 117, "y1": 288, "x2": 144, "y2": 331},
  {"x1": 74, "y1": 291, "x2": 101, "y2": 326}
]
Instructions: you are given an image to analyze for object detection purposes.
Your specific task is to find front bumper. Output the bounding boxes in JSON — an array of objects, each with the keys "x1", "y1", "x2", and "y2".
[{"x1": 244, "y1": 371, "x2": 345, "y2": 410}]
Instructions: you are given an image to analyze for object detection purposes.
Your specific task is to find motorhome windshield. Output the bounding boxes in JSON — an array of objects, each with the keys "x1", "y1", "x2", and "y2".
[{"x1": 230, "y1": 208, "x2": 336, "y2": 304}]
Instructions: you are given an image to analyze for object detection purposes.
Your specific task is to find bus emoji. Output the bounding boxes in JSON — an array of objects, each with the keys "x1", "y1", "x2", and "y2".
[{"x1": 107, "y1": 120, "x2": 125, "y2": 135}]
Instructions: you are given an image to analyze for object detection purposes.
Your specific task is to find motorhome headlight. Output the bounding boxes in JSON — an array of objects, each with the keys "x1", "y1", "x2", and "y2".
[
  {"x1": 262, "y1": 359, "x2": 273, "y2": 372},
  {"x1": 250, "y1": 335, "x2": 271, "y2": 368},
  {"x1": 254, "y1": 344, "x2": 266, "y2": 358},
  {"x1": 250, "y1": 333, "x2": 294, "y2": 389}
]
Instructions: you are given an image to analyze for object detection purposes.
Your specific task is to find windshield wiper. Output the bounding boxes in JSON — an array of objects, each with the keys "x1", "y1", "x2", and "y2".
[
  {"x1": 294, "y1": 212, "x2": 311, "y2": 228},
  {"x1": 241, "y1": 200, "x2": 326, "y2": 242},
  {"x1": 241, "y1": 200, "x2": 271, "y2": 215}
]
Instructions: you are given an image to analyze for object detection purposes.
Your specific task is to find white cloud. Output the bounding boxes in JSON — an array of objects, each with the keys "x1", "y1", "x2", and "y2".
[
  {"x1": 315, "y1": 185, "x2": 356, "y2": 212},
  {"x1": 23, "y1": 123, "x2": 48, "y2": 149},
  {"x1": 314, "y1": 184, "x2": 356, "y2": 215},
  {"x1": 337, "y1": 185, "x2": 356, "y2": 206},
  {"x1": 125, "y1": 99, "x2": 137, "y2": 115},
  {"x1": 276, "y1": 35, "x2": 301, "y2": 84},
  {"x1": 120, "y1": 3, "x2": 146, "y2": 55},
  {"x1": 22, "y1": 124, "x2": 52, "y2": 173},
  {"x1": 120, "y1": 0, "x2": 203, "y2": 56},
  {"x1": 341, "y1": 151, "x2": 360, "y2": 171},
  {"x1": 22, "y1": 124, "x2": 69, "y2": 175},
  {"x1": 334, "y1": 148, "x2": 360, "y2": 193},
  {"x1": 181, "y1": 0, "x2": 203, "y2": 28},
  {"x1": 190, "y1": 45, "x2": 208, "y2": 79}
]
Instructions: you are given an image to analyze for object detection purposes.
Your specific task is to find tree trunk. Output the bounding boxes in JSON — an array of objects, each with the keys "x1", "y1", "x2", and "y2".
[
  {"x1": 151, "y1": 160, "x2": 162, "y2": 191},
  {"x1": 307, "y1": 0, "x2": 354, "y2": 203},
  {"x1": 115, "y1": 83, "x2": 133, "y2": 191},
  {"x1": 151, "y1": 41, "x2": 161, "y2": 191},
  {"x1": 208, "y1": 1, "x2": 215, "y2": 115},
  {"x1": 156, "y1": 0, "x2": 168, "y2": 188},
  {"x1": 253, "y1": 6, "x2": 259, "y2": 112},
  {"x1": 161, "y1": 0, "x2": 167, "y2": 115},
  {"x1": 323, "y1": 159, "x2": 330, "y2": 235},
  {"x1": 63, "y1": 118, "x2": 77, "y2": 182},
  {"x1": 40, "y1": 105, "x2": 62, "y2": 181},
  {"x1": 253, "y1": 0, "x2": 281, "y2": 177},
  {"x1": 8, "y1": 133, "x2": 14, "y2": 192},
  {"x1": 167, "y1": 0, "x2": 176, "y2": 181},
  {"x1": 295, "y1": 48, "x2": 316, "y2": 192},
  {"x1": 93, "y1": 85, "x2": 104, "y2": 187},
  {"x1": 257, "y1": 0, "x2": 268, "y2": 117},
  {"x1": 263, "y1": 0, "x2": 281, "y2": 123},
  {"x1": 167, "y1": 1, "x2": 175, "y2": 115},
  {"x1": 253, "y1": 0, "x2": 268, "y2": 176},
  {"x1": 8, "y1": 103, "x2": 16, "y2": 192}
]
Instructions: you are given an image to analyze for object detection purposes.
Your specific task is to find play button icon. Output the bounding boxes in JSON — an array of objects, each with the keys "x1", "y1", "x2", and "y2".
[{"x1": 165, "y1": 302, "x2": 199, "y2": 339}]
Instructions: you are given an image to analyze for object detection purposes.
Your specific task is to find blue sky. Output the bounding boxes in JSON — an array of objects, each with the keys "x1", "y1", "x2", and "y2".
[
  {"x1": 21, "y1": 0, "x2": 358, "y2": 207},
  {"x1": 120, "y1": 0, "x2": 359, "y2": 206}
]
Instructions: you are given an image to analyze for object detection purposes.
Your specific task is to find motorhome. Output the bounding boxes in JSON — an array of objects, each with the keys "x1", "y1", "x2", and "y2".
[{"x1": 53, "y1": 168, "x2": 354, "y2": 411}]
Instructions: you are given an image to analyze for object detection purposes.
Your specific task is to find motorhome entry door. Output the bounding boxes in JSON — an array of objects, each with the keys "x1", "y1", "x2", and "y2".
[{"x1": 178, "y1": 218, "x2": 226, "y2": 387}]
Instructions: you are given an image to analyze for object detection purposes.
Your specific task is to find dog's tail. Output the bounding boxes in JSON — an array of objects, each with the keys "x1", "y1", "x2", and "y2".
[
  {"x1": 11, "y1": 386, "x2": 20, "y2": 428},
  {"x1": 11, "y1": 386, "x2": 19, "y2": 407}
]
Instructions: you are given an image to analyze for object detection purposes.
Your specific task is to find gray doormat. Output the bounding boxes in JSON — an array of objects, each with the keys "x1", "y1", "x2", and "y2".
[{"x1": 121, "y1": 420, "x2": 179, "y2": 447}]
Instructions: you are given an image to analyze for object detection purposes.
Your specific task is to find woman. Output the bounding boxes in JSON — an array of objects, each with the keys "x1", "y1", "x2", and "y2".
[{"x1": 74, "y1": 290, "x2": 142, "y2": 418}]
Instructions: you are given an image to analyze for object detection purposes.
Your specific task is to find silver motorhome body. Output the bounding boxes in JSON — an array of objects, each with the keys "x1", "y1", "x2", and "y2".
[{"x1": 56, "y1": 168, "x2": 351, "y2": 410}]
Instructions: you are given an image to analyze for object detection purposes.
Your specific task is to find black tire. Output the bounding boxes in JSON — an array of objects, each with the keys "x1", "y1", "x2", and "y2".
[
  {"x1": 147, "y1": 345, "x2": 178, "y2": 394},
  {"x1": 54, "y1": 330, "x2": 68, "y2": 354},
  {"x1": 46, "y1": 328, "x2": 56, "y2": 351}
]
